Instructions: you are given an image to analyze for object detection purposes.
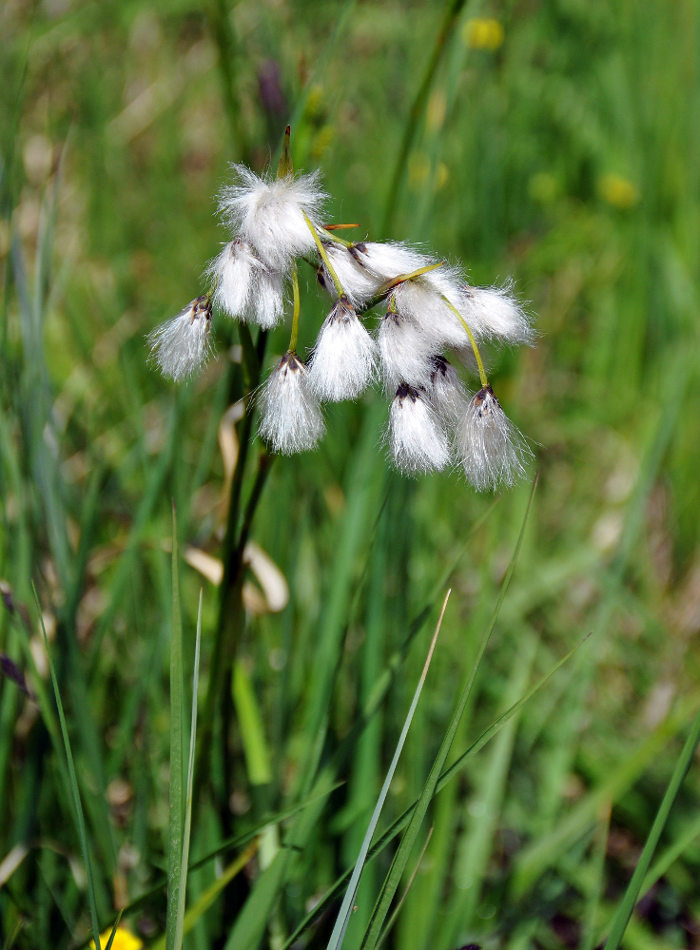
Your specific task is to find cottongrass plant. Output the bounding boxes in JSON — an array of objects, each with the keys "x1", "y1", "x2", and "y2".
[{"x1": 148, "y1": 129, "x2": 534, "y2": 491}]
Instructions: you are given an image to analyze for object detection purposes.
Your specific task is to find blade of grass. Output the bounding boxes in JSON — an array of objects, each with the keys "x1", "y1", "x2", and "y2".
[
  {"x1": 150, "y1": 841, "x2": 260, "y2": 950},
  {"x1": 282, "y1": 624, "x2": 587, "y2": 948},
  {"x1": 33, "y1": 585, "x2": 102, "y2": 950},
  {"x1": 510, "y1": 700, "x2": 697, "y2": 898},
  {"x1": 602, "y1": 702, "x2": 700, "y2": 950},
  {"x1": 83, "y1": 783, "x2": 343, "y2": 942},
  {"x1": 375, "y1": 827, "x2": 434, "y2": 950},
  {"x1": 381, "y1": 0, "x2": 472, "y2": 234},
  {"x1": 233, "y1": 658, "x2": 272, "y2": 787},
  {"x1": 580, "y1": 801, "x2": 611, "y2": 950},
  {"x1": 166, "y1": 504, "x2": 185, "y2": 950},
  {"x1": 101, "y1": 911, "x2": 123, "y2": 950},
  {"x1": 327, "y1": 591, "x2": 451, "y2": 950},
  {"x1": 171, "y1": 590, "x2": 203, "y2": 950},
  {"x1": 223, "y1": 409, "x2": 384, "y2": 950},
  {"x1": 440, "y1": 625, "x2": 538, "y2": 946},
  {"x1": 640, "y1": 810, "x2": 700, "y2": 895},
  {"x1": 361, "y1": 477, "x2": 537, "y2": 948}
]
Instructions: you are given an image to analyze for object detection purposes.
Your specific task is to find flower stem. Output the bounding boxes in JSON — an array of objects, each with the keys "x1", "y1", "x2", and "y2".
[
  {"x1": 289, "y1": 263, "x2": 301, "y2": 353},
  {"x1": 317, "y1": 226, "x2": 355, "y2": 249},
  {"x1": 377, "y1": 260, "x2": 444, "y2": 296},
  {"x1": 277, "y1": 125, "x2": 293, "y2": 177},
  {"x1": 442, "y1": 295, "x2": 489, "y2": 389},
  {"x1": 304, "y1": 211, "x2": 345, "y2": 296}
]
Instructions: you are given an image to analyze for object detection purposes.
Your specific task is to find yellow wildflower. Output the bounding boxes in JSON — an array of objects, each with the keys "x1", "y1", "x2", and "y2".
[
  {"x1": 463, "y1": 18, "x2": 504, "y2": 51},
  {"x1": 408, "y1": 154, "x2": 449, "y2": 191},
  {"x1": 597, "y1": 173, "x2": 639, "y2": 210},
  {"x1": 89, "y1": 926, "x2": 143, "y2": 950}
]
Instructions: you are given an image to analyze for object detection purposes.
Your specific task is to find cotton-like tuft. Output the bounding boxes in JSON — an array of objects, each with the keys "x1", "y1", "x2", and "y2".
[
  {"x1": 426, "y1": 355, "x2": 470, "y2": 427},
  {"x1": 307, "y1": 297, "x2": 377, "y2": 401},
  {"x1": 355, "y1": 241, "x2": 433, "y2": 283},
  {"x1": 208, "y1": 239, "x2": 286, "y2": 329},
  {"x1": 455, "y1": 385, "x2": 533, "y2": 491},
  {"x1": 318, "y1": 243, "x2": 384, "y2": 307},
  {"x1": 387, "y1": 383, "x2": 450, "y2": 474},
  {"x1": 458, "y1": 283, "x2": 534, "y2": 344},
  {"x1": 147, "y1": 296, "x2": 213, "y2": 382},
  {"x1": 209, "y1": 239, "x2": 259, "y2": 317},
  {"x1": 218, "y1": 166, "x2": 326, "y2": 271},
  {"x1": 257, "y1": 352, "x2": 325, "y2": 454},
  {"x1": 391, "y1": 265, "x2": 469, "y2": 350},
  {"x1": 377, "y1": 301, "x2": 436, "y2": 392}
]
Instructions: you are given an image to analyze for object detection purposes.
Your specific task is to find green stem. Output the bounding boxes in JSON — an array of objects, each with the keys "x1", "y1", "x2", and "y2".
[
  {"x1": 194, "y1": 328, "x2": 269, "y2": 807},
  {"x1": 381, "y1": 0, "x2": 469, "y2": 234},
  {"x1": 304, "y1": 211, "x2": 344, "y2": 297},
  {"x1": 377, "y1": 260, "x2": 444, "y2": 296},
  {"x1": 317, "y1": 226, "x2": 354, "y2": 249},
  {"x1": 288, "y1": 263, "x2": 301, "y2": 353},
  {"x1": 442, "y1": 295, "x2": 489, "y2": 389},
  {"x1": 603, "y1": 703, "x2": 700, "y2": 950}
]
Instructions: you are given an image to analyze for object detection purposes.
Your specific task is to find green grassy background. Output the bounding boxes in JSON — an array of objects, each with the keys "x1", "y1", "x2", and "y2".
[{"x1": 2, "y1": 0, "x2": 700, "y2": 948}]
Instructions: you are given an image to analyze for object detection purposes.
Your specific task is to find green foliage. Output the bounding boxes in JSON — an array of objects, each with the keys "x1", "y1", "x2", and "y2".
[{"x1": 2, "y1": 1, "x2": 700, "y2": 948}]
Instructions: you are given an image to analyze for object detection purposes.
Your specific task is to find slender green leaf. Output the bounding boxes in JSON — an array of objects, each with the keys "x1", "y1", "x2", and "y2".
[
  {"x1": 603, "y1": 703, "x2": 700, "y2": 950},
  {"x1": 33, "y1": 587, "x2": 102, "y2": 950},
  {"x1": 328, "y1": 591, "x2": 450, "y2": 950},
  {"x1": 166, "y1": 504, "x2": 185, "y2": 950}
]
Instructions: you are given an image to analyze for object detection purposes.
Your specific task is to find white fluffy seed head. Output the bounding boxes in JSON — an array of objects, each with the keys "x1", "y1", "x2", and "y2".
[
  {"x1": 458, "y1": 282, "x2": 534, "y2": 344},
  {"x1": 307, "y1": 297, "x2": 377, "y2": 401},
  {"x1": 387, "y1": 383, "x2": 451, "y2": 474},
  {"x1": 391, "y1": 266, "x2": 468, "y2": 351},
  {"x1": 378, "y1": 301, "x2": 436, "y2": 392},
  {"x1": 218, "y1": 166, "x2": 326, "y2": 271},
  {"x1": 427, "y1": 355, "x2": 470, "y2": 427},
  {"x1": 356, "y1": 241, "x2": 433, "y2": 282},
  {"x1": 319, "y1": 243, "x2": 384, "y2": 307},
  {"x1": 257, "y1": 352, "x2": 325, "y2": 454},
  {"x1": 208, "y1": 240, "x2": 285, "y2": 329},
  {"x1": 147, "y1": 296, "x2": 213, "y2": 382},
  {"x1": 455, "y1": 386, "x2": 533, "y2": 491},
  {"x1": 248, "y1": 269, "x2": 286, "y2": 328}
]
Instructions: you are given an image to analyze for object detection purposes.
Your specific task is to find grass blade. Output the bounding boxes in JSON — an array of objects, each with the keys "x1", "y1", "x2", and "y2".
[
  {"x1": 171, "y1": 590, "x2": 203, "y2": 949},
  {"x1": 602, "y1": 702, "x2": 700, "y2": 950},
  {"x1": 327, "y1": 591, "x2": 451, "y2": 950},
  {"x1": 150, "y1": 841, "x2": 260, "y2": 950},
  {"x1": 282, "y1": 619, "x2": 585, "y2": 948},
  {"x1": 361, "y1": 477, "x2": 538, "y2": 947},
  {"x1": 375, "y1": 827, "x2": 434, "y2": 950},
  {"x1": 166, "y1": 504, "x2": 185, "y2": 950},
  {"x1": 33, "y1": 586, "x2": 102, "y2": 950}
]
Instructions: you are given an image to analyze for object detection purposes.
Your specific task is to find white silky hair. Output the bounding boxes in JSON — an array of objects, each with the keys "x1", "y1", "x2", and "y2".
[
  {"x1": 377, "y1": 305, "x2": 436, "y2": 392},
  {"x1": 393, "y1": 269, "x2": 533, "y2": 350},
  {"x1": 321, "y1": 244, "x2": 383, "y2": 307},
  {"x1": 455, "y1": 386, "x2": 533, "y2": 491},
  {"x1": 147, "y1": 297, "x2": 212, "y2": 382},
  {"x1": 358, "y1": 241, "x2": 433, "y2": 281},
  {"x1": 387, "y1": 384, "x2": 451, "y2": 474},
  {"x1": 426, "y1": 356, "x2": 470, "y2": 427},
  {"x1": 307, "y1": 298, "x2": 377, "y2": 401},
  {"x1": 391, "y1": 266, "x2": 469, "y2": 351},
  {"x1": 209, "y1": 240, "x2": 286, "y2": 329},
  {"x1": 257, "y1": 352, "x2": 325, "y2": 454},
  {"x1": 218, "y1": 166, "x2": 327, "y2": 271},
  {"x1": 246, "y1": 269, "x2": 286, "y2": 329},
  {"x1": 458, "y1": 283, "x2": 534, "y2": 344}
]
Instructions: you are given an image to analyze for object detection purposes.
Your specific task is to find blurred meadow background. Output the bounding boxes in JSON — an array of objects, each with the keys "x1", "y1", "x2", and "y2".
[{"x1": 2, "y1": 0, "x2": 700, "y2": 948}]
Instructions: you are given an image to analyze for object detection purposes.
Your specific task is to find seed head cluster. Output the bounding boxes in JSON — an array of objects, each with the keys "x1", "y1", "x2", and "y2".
[{"x1": 148, "y1": 157, "x2": 535, "y2": 491}]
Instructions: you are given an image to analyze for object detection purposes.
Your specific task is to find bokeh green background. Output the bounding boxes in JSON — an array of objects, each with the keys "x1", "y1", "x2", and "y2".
[{"x1": 2, "y1": 1, "x2": 700, "y2": 948}]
